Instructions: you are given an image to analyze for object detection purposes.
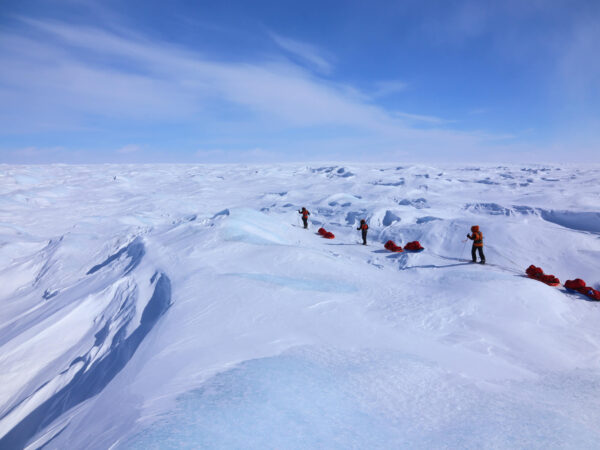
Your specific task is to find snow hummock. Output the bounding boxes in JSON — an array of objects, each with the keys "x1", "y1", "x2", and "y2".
[{"x1": 0, "y1": 163, "x2": 599, "y2": 449}]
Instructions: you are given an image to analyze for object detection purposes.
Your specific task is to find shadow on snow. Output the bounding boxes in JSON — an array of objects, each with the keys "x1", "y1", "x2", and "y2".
[{"x1": 0, "y1": 273, "x2": 172, "y2": 449}]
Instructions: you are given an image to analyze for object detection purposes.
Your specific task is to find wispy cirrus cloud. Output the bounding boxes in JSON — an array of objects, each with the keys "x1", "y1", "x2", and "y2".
[
  {"x1": 392, "y1": 111, "x2": 450, "y2": 125},
  {"x1": 269, "y1": 32, "x2": 334, "y2": 74},
  {"x1": 0, "y1": 17, "x2": 511, "y2": 162}
]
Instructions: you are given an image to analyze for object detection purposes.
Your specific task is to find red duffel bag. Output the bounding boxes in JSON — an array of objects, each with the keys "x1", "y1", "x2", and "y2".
[
  {"x1": 384, "y1": 240, "x2": 403, "y2": 252},
  {"x1": 565, "y1": 278, "x2": 586, "y2": 290},
  {"x1": 526, "y1": 265, "x2": 544, "y2": 278},
  {"x1": 539, "y1": 274, "x2": 560, "y2": 286},
  {"x1": 404, "y1": 241, "x2": 424, "y2": 251},
  {"x1": 525, "y1": 265, "x2": 560, "y2": 286}
]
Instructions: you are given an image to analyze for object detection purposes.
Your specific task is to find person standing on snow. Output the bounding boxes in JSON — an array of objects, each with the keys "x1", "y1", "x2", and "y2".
[
  {"x1": 357, "y1": 219, "x2": 368, "y2": 245},
  {"x1": 298, "y1": 207, "x2": 310, "y2": 229},
  {"x1": 467, "y1": 225, "x2": 485, "y2": 264}
]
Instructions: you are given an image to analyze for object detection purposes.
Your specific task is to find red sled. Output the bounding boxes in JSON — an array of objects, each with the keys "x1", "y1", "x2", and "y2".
[
  {"x1": 404, "y1": 241, "x2": 425, "y2": 253},
  {"x1": 564, "y1": 278, "x2": 586, "y2": 290},
  {"x1": 525, "y1": 265, "x2": 560, "y2": 286},
  {"x1": 565, "y1": 278, "x2": 600, "y2": 300},
  {"x1": 384, "y1": 240, "x2": 403, "y2": 252},
  {"x1": 318, "y1": 227, "x2": 335, "y2": 239}
]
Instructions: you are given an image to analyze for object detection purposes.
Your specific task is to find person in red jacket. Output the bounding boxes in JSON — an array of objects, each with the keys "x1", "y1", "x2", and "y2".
[
  {"x1": 298, "y1": 207, "x2": 310, "y2": 229},
  {"x1": 357, "y1": 219, "x2": 368, "y2": 245},
  {"x1": 467, "y1": 225, "x2": 485, "y2": 264}
]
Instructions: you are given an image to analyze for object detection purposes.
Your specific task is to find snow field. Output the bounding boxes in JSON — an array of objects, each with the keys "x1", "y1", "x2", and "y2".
[{"x1": 0, "y1": 163, "x2": 599, "y2": 448}]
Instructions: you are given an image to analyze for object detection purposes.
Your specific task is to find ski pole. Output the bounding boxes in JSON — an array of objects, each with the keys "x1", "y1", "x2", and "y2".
[{"x1": 461, "y1": 239, "x2": 468, "y2": 259}]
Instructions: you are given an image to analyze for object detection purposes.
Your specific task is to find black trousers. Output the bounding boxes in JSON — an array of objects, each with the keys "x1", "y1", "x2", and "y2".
[
  {"x1": 302, "y1": 218, "x2": 308, "y2": 228},
  {"x1": 472, "y1": 246, "x2": 485, "y2": 262},
  {"x1": 361, "y1": 230, "x2": 367, "y2": 245}
]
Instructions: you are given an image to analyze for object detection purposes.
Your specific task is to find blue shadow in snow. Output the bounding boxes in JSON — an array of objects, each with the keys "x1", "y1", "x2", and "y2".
[
  {"x1": 563, "y1": 289, "x2": 600, "y2": 303},
  {"x1": 540, "y1": 210, "x2": 600, "y2": 234},
  {"x1": 0, "y1": 273, "x2": 172, "y2": 449},
  {"x1": 42, "y1": 289, "x2": 58, "y2": 300},
  {"x1": 87, "y1": 238, "x2": 145, "y2": 275}
]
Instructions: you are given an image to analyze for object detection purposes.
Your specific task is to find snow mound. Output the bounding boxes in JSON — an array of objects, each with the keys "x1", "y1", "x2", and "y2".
[
  {"x1": 221, "y1": 208, "x2": 293, "y2": 245},
  {"x1": 540, "y1": 210, "x2": 600, "y2": 233},
  {"x1": 324, "y1": 193, "x2": 361, "y2": 207}
]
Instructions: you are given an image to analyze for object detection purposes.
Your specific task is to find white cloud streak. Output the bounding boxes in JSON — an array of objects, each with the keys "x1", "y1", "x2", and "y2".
[
  {"x1": 270, "y1": 32, "x2": 334, "y2": 74},
  {"x1": 0, "y1": 18, "x2": 509, "y2": 161}
]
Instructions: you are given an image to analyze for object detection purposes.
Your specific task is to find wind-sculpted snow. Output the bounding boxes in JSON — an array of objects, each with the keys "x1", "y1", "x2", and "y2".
[
  {"x1": 1, "y1": 163, "x2": 600, "y2": 448},
  {"x1": 382, "y1": 210, "x2": 401, "y2": 226},
  {"x1": 465, "y1": 203, "x2": 600, "y2": 233},
  {"x1": 0, "y1": 272, "x2": 171, "y2": 449},
  {"x1": 309, "y1": 165, "x2": 354, "y2": 178},
  {"x1": 465, "y1": 202, "x2": 513, "y2": 215},
  {"x1": 0, "y1": 229, "x2": 173, "y2": 448},
  {"x1": 371, "y1": 178, "x2": 405, "y2": 186},
  {"x1": 221, "y1": 208, "x2": 293, "y2": 245},
  {"x1": 86, "y1": 237, "x2": 145, "y2": 275},
  {"x1": 539, "y1": 210, "x2": 600, "y2": 233},
  {"x1": 416, "y1": 216, "x2": 441, "y2": 224},
  {"x1": 324, "y1": 192, "x2": 361, "y2": 207},
  {"x1": 397, "y1": 197, "x2": 429, "y2": 208}
]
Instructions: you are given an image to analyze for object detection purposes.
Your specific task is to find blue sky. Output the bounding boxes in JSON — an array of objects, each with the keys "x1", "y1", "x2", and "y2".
[{"x1": 1, "y1": 0, "x2": 598, "y2": 163}]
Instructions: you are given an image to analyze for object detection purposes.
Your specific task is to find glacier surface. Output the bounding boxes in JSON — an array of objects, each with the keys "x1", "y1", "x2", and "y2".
[{"x1": 1, "y1": 163, "x2": 599, "y2": 449}]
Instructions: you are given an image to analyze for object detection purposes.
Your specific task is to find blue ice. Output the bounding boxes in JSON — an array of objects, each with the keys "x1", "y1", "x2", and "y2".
[
  {"x1": 123, "y1": 351, "x2": 403, "y2": 450},
  {"x1": 222, "y1": 209, "x2": 291, "y2": 245},
  {"x1": 226, "y1": 273, "x2": 357, "y2": 293},
  {"x1": 123, "y1": 349, "x2": 600, "y2": 449}
]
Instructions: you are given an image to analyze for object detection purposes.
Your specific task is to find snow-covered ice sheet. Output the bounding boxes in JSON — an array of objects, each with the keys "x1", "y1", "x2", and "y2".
[{"x1": 0, "y1": 163, "x2": 599, "y2": 449}]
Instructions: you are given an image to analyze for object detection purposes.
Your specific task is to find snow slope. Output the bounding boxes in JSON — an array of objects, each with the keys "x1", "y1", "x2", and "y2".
[{"x1": 0, "y1": 163, "x2": 599, "y2": 449}]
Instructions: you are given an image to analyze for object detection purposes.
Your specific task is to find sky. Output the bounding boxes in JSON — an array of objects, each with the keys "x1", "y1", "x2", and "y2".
[{"x1": 0, "y1": 0, "x2": 599, "y2": 164}]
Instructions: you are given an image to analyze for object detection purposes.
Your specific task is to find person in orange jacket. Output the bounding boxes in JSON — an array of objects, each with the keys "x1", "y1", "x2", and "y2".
[
  {"x1": 298, "y1": 207, "x2": 310, "y2": 229},
  {"x1": 467, "y1": 225, "x2": 485, "y2": 264},
  {"x1": 357, "y1": 219, "x2": 368, "y2": 245}
]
